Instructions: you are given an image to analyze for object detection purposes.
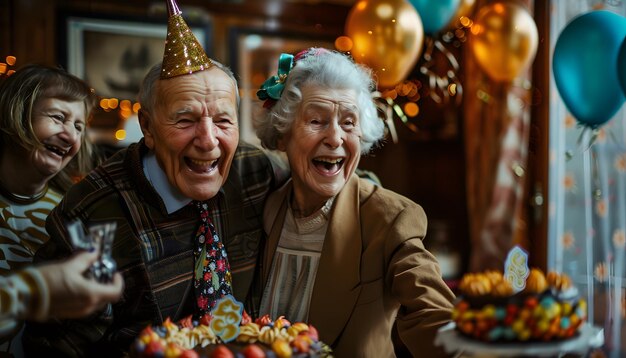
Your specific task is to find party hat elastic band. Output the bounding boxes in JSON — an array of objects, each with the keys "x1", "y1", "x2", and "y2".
[{"x1": 161, "y1": 0, "x2": 212, "y2": 79}]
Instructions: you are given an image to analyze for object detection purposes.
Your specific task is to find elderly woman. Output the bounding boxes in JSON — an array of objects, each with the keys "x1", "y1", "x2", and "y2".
[
  {"x1": 0, "y1": 64, "x2": 96, "y2": 275},
  {"x1": 252, "y1": 48, "x2": 455, "y2": 357},
  {"x1": 0, "y1": 64, "x2": 123, "y2": 356}
]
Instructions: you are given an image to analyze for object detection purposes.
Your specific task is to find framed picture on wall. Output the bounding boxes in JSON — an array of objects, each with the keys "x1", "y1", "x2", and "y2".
[
  {"x1": 58, "y1": 12, "x2": 212, "y2": 102},
  {"x1": 228, "y1": 28, "x2": 334, "y2": 145}
]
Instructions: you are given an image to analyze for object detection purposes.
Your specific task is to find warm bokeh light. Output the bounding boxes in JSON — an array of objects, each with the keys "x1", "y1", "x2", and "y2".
[
  {"x1": 460, "y1": 16, "x2": 472, "y2": 28},
  {"x1": 448, "y1": 83, "x2": 457, "y2": 96},
  {"x1": 5, "y1": 56, "x2": 16, "y2": 66},
  {"x1": 0, "y1": 63, "x2": 6, "y2": 74},
  {"x1": 100, "y1": 98, "x2": 109, "y2": 110},
  {"x1": 132, "y1": 103, "x2": 141, "y2": 113},
  {"x1": 108, "y1": 98, "x2": 119, "y2": 109},
  {"x1": 403, "y1": 102, "x2": 419, "y2": 117},
  {"x1": 115, "y1": 129, "x2": 127, "y2": 141},
  {"x1": 334, "y1": 36, "x2": 353, "y2": 52},
  {"x1": 119, "y1": 108, "x2": 132, "y2": 120},
  {"x1": 470, "y1": 24, "x2": 482, "y2": 35},
  {"x1": 120, "y1": 100, "x2": 132, "y2": 111}
]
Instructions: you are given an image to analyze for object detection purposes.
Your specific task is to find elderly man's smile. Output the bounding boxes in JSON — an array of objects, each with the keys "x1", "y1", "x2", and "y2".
[{"x1": 185, "y1": 157, "x2": 219, "y2": 173}]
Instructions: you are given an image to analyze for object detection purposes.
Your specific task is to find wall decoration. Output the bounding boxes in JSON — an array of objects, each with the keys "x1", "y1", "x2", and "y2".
[{"x1": 59, "y1": 12, "x2": 211, "y2": 102}]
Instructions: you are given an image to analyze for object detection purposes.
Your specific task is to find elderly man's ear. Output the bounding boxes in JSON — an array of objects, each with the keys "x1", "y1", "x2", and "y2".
[{"x1": 138, "y1": 109, "x2": 154, "y2": 150}]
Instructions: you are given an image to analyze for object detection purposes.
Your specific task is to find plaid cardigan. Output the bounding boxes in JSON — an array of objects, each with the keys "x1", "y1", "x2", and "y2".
[{"x1": 23, "y1": 140, "x2": 275, "y2": 357}]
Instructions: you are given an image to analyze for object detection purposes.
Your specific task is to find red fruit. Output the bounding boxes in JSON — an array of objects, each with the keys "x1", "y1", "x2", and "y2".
[
  {"x1": 525, "y1": 297, "x2": 538, "y2": 309},
  {"x1": 200, "y1": 313, "x2": 213, "y2": 326},
  {"x1": 144, "y1": 340, "x2": 165, "y2": 355},
  {"x1": 211, "y1": 345, "x2": 234, "y2": 358},
  {"x1": 506, "y1": 304, "x2": 518, "y2": 316},
  {"x1": 292, "y1": 336, "x2": 310, "y2": 353},
  {"x1": 140, "y1": 326, "x2": 154, "y2": 336},
  {"x1": 241, "y1": 310, "x2": 252, "y2": 325},
  {"x1": 255, "y1": 314, "x2": 273, "y2": 326},
  {"x1": 179, "y1": 315, "x2": 194, "y2": 329},
  {"x1": 180, "y1": 350, "x2": 200, "y2": 358},
  {"x1": 307, "y1": 325, "x2": 319, "y2": 341},
  {"x1": 241, "y1": 344, "x2": 266, "y2": 358},
  {"x1": 456, "y1": 300, "x2": 469, "y2": 312}
]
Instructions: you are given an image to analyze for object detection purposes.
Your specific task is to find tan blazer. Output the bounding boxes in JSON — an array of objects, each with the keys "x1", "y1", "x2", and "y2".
[{"x1": 257, "y1": 175, "x2": 455, "y2": 357}]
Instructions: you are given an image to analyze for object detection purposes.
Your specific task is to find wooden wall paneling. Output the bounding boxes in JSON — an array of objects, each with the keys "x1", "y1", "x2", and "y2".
[
  {"x1": 4, "y1": 0, "x2": 350, "y2": 68},
  {"x1": 9, "y1": 0, "x2": 55, "y2": 65},
  {"x1": 0, "y1": 1, "x2": 13, "y2": 58}
]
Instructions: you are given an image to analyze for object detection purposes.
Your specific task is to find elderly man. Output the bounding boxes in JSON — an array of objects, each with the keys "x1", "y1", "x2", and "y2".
[{"x1": 23, "y1": 2, "x2": 279, "y2": 355}]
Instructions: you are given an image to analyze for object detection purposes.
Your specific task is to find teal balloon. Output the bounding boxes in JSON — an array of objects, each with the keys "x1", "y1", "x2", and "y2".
[
  {"x1": 408, "y1": 0, "x2": 460, "y2": 34},
  {"x1": 553, "y1": 11, "x2": 626, "y2": 128},
  {"x1": 618, "y1": 39, "x2": 626, "y2": 96}
]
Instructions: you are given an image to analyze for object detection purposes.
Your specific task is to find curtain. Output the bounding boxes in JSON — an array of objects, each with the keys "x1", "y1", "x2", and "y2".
[{"x1": 548, "y1": 1, "x2": 626, "y2": 357}]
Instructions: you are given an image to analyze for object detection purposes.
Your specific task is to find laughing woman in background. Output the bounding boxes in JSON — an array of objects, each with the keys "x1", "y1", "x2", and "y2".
[
  {"x1": 0, "y1": 64, "x2": 123, "y2": 356},
  {"x1": 0, "y1": 64, "x2": 95, "y2": 275}
]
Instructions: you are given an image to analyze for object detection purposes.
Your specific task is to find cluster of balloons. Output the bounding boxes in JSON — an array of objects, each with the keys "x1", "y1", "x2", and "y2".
[
  {"x1": 345, "y1": 0, "x2": 538, "y2": 88},
  {"x1": 553, "y1": 11, "x2": 626, "y2": 128},
  {"x1": 344, "y1": 1, "x2": 626, "y2": 131},
  {"x1": 345, "y1": 0, "x2": 472, "y2": 88}
]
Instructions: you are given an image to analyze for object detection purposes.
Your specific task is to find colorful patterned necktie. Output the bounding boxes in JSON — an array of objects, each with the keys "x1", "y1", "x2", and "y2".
[{"x1": 193, "y1": 201, "x2": 232, "y2": 316}]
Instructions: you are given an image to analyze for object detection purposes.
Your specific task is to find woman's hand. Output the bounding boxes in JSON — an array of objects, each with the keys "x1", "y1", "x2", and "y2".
[{"x1": 36, "y1": 251, "x2": 124, "y2": 320}]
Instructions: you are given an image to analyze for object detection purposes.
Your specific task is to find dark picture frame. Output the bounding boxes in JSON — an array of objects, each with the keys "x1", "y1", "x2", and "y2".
[
  {"x1": 58, "y1": 11, "x2": 212, "y2": 102},
  {"x1": 228, "y1": 28, "x2": 334, "y2": 145}
]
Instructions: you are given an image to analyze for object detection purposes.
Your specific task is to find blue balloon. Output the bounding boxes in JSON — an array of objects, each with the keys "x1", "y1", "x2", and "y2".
[
  {"x1": 408, "y1": 0, "x2": 460, "y2": 34},
  {"x1": 618, "y1": 38, "x2": 626, "y2": 96},
  {"x1": 553, "y1": 11, "x2": 626, "y2": 128}
]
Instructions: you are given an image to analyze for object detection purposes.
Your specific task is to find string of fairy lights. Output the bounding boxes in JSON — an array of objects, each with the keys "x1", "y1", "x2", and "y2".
[
  {"x1": 0, "y1": 56, "x2": 16, "y2": 78},
  {"x1": 98, "y1": 97, "x2": 141, "y2": 141}
]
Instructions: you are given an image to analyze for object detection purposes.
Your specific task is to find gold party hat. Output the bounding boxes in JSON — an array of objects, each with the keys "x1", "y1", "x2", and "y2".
[{"x1": 161, "y1": 0, "x2": 212, "y2": 79}]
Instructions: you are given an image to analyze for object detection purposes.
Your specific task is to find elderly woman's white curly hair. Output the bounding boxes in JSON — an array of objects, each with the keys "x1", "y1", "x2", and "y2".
[{"x1": 253, "y1": 48, "x2": 385, "y2": 154}]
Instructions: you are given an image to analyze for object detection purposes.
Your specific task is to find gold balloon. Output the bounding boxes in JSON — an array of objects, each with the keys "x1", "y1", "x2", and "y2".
[
  {"x1": 346, "y1": 0, "x2": 424, "y2": 88},
  {"x1": 469, "y1": 1, "x2": 538, "y2": 82}
]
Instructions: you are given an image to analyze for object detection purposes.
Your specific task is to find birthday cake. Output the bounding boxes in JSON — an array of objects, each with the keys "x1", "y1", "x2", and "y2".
[
  {"x1": 132, "y1": 296, "x2": 332, "y2": 358},
  {"x1": 452, "y1": 268, "x2": 587, "y2": 342}
]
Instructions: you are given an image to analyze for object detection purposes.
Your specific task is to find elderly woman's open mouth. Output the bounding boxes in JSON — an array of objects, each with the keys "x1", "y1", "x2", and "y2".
[{"x1": 313, "y1": 157, "x2": 344, "y2": 174}]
